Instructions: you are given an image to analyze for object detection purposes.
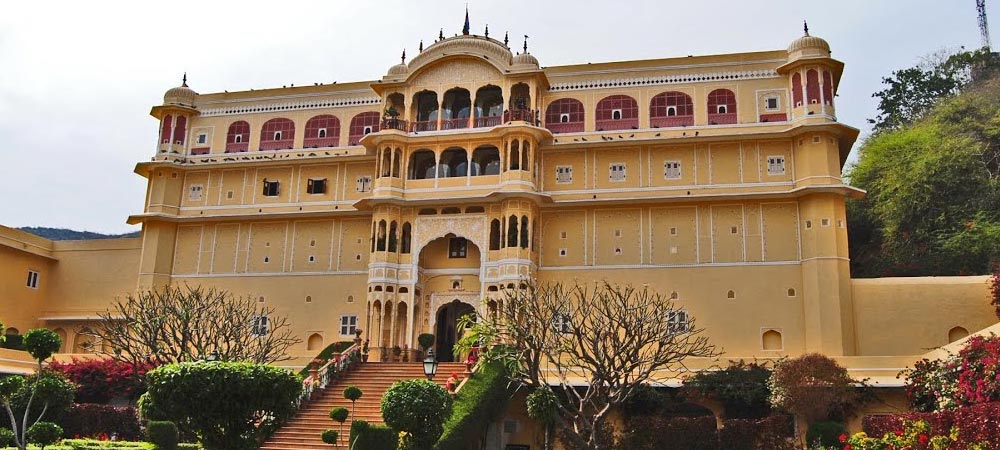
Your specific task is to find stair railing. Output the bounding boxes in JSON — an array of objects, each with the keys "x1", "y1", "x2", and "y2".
[{"x1": 296, "y1": 342, "x2": 362, "y2": 408}]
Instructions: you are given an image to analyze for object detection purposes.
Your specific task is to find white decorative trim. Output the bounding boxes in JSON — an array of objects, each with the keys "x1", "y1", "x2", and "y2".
[
  {"x1": 200, "y1": 97, "x2": 381, "y2": 117},
  {"x1": 548, "y1": 70, "x2": 779, "y2": 92},
  {"x1": 537, "y1": 261, "x2": 801, "y2": 270}
]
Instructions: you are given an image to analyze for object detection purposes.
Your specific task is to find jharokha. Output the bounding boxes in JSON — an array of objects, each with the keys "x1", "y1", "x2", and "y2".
[{"x1": 2, "y1": 19, "x2": 997, "y2": 447}]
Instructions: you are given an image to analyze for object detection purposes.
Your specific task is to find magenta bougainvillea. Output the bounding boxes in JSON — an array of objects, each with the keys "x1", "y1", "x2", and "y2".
[
  {"x1": 48, "y1": 358, "x2": 155, "y2": 404},
  {"x1": 902, "y1": 335, "x2": 1000, "y2": 411}
]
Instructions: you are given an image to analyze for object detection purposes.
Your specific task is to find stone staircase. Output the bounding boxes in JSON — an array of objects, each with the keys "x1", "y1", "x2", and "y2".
[{"x1": 261, "y1": 362, "x2": 467, "y2": 450}]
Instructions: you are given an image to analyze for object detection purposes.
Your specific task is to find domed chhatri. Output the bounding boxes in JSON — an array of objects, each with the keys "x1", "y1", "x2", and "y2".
[
  {"x1": 512, "y1": 36, "x2": 539, "y2": 68},
  {"x1": 787, "y1": 21, "x2": 831, "y2": 58},
  {"x1": 163, "y1": 73, "x2": 197, "y2": 106},
  {"x1": 387, "y1": 50, "x2": 409, "y2": 77}
]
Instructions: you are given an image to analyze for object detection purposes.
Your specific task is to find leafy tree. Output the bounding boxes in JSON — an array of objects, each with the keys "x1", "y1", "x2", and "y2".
[
  {"x1": 329, "y1": 407, "x2": 349, "y2": 445},
  {"x1": 343, "y1": 386, "x2": 363, "y2": 416},
  {"x1": 685, "y1": 360, "x2": 772, "y2": 419},
  {"x1": 142, "y1": 361, "x2": 302, "y2": 450},
  {"x1": 381, "y1": 379, "x2": 452, "y2": 450},
  {"x1": 25, "y1": 422, "x2": 62, "y2": 450},
  {"x1": 0, "y1": 328, "x2": 75, "y2": 450},
  {"x1": 455, "y1": 281, "x2": 718, "y2": 450},
  {"x1": 95, "y1": 284, "x2": 301, "y2": 366},
  {"x1": 768, "y1": 354, "x2": 865, "y2": 425},
  {"x1": 320, "y1": 429, "x2": 339, "y2": 445}
]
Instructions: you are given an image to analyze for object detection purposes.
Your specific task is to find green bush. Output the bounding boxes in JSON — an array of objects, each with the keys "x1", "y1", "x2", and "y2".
[
  {"x1": 329, "y1": 407, "x2": 349, "y2": 423},
  {"x1": 0, "y1": 333, "x2": 25, "y2": 350},
  {"x1": 806, "y1": 421, "x2": 847, "y2": 449},
  {"x1": 146, "y1": 421, "x2": 179, "y2": 450},
  {"x1": 348, "y1": 420, "x2": 397, "y2": 450},
  {"x1": 320, "y1": 429, "x2": 338, "y2": 445},
  {"x1": 23, "y1": 328, "x2": 62, "y2": 361},
  {"x1": 685, "y1": 360, "x2": 772, "y2": 419},
  {"x1": 417, "y1": 334, "x2": 435, "y2": 351},
  {"x1": 0, "y1": 428, "x2": 15, "y2": 447},
  {"x1": 381, "y1": 379, "x2": 452, "y2": 450},
  {"x1": 143, "y1": 361, "x2": 301, "y2": 450},
  {"x1": 435, "y1": 361, "x2": 512, "y2": 450},
  {"x1": 343, "y1": 386, "x2": 362, "y2": 402},
  {"x1": 27, "y1": 421, "x2": 63, "y2": 449}
]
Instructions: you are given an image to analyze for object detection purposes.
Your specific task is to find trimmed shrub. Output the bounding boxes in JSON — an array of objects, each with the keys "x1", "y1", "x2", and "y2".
[
  {"x1": 769, "y1": 353, "x2": 863, "y2": 422},
  {"x1": 349, "y1": 420, "x2": 397, "y2": 450},
  {"x1": 146, "y1": 421, "x2": 179, "y2": 450},
  {"x1": 320, "y1": 429, "x2": 338, "y2": 445},
  {"x1": 0, "y1": 333, "x2": 25, "y2": 350},
  {"x1": 27, "y1": 421, "x2": 63, "y2": 449},
  {"x1": 0, "y1": 427, "x2": 15, "y2": 447},
  {"x1": 685, "y1": 360, "x2": 772, "y2": 419},
  {"x1": 381, "y1": 379, "x2": 452, "y2": 450},
  {"x1": 329, "y1": 407, "x2": 349, "y2": 423},
  {"x1": 23, "y1": 328, "x2": 62, "y2": 361},
  {"x1": 435, "y1": 361, "x2": 512, "y2": 450},
  {"x1": 417, "y1": 334, "x2": 435, "y2": 351},
  {"x1": 49, "y1": 358, "x2": 153, "y2": 404},
  {"x1": 806, "y1": 421, "x2": 846, "y2": 448},
  {"x1": 617, "y1": 415, "x2": 717, "y2": 450},
  {"x1": 343, "y1": 386, "x2": 362, "y2": 402},
  {"x1": 61, "y1": 404, "x2": 143, "y2": 441}
]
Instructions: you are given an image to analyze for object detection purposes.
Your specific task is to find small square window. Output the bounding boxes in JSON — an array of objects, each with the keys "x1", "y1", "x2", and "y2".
[
  {"x1": 363, "y1": 126, "x2": 373, "y2": 135},
  {"x1": 251, "y1": 315, "x2": 269, "y2": 336},
  {"x1": 449, "y1": 238, "x2": 468, "y2": 258},
  {"x1": 813, "y1": 135, "x2": 821, "y2": 144},
  {"x1": 559, "y1": 113, "x2": 570, "y2": 123},
  {"x1": 307, "y1": 178, "x2": 327, "y2": 194},
  {"x1": 226, "y1": 191, "x2": 234, "y2": 199},
  {"x1": 614, "y1": 229, "x2": 622, "y2": 238},
  {"x1": 273, "y1": 131, "x2": 283, "y2": 141},
  {"x1": 765, "y1": 97, "x2": 779, "y2": 111},
  {"x1": 189, "y1": 184, "x2": 203, "y2": 201},
  {"x1": 26, "y1": 270, "x2": 39, "y2": 289},
  {"x1": 821, "y1": 218, "x2": 830, "y2": 227},
  {"x1": 197, "y1": 134, "x2": 207, "y2": 144},
  {"x1": 355, "y1": 254, "x2": 362, "y2": 260},
  {"x1": 666, "y1": 106, "x2": 677, "y2": 116},
  {"x1": 766, "y1": 156, "x2": 785, "y2": 175},
  {"x1": 668, "y1": 310, "x2": 689, "y2": 333},
  {"x1": 664, "y1": 161, "x2": 681, "y2": 180},
  {"x1": 609, "y1": 163, "x2": 626, "y2": 182},
  {"x1": 717, "y1": 105, "x2": 728, "y2": 114},
  {"x1": 234, "y1": 135, "x2": 243, "y2": 143},
  {"x1": 308, "y1": 255, "x2": 316, "y2": 262},
  {"x1": 262, "y1": 179, "x2": 280, "y2": 197},
  {"x1": 670, "y1": 227, "x2": 678, "y2": 236},
  {"x1": 356, "y1": 176, "x2": 372, "y2": 193},
  {"x1": 553, "y1": 313, "x2": 572, "y2": 334},
  {"x1": 805, "y1": 220, "x2": 813, "y2": 229},
  {"x1": 560, "y1": 231, "x2": 567, "y2": 239},
  {"x1": 340, "y1": 315, "x2": 358, "y2": 336},
  {"x1": 730, "y1": 226, "x2": 738, "y2": 234},
  {"x1": 558, "y1": 248, "x2": 567, "y2": 257},
  {"x1": 556, "y1": 166, "x2": 573, "y2": 184}
]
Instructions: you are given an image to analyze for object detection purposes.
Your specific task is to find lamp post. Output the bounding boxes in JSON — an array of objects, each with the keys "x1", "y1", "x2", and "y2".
[{"x1": 423, "y1": 348, "x2": 438, "y2": 380}]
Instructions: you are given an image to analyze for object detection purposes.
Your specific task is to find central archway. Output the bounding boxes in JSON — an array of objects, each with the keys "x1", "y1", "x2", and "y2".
[{"x1": 435, "y1": 300, "x2": 476, "y2": 362}]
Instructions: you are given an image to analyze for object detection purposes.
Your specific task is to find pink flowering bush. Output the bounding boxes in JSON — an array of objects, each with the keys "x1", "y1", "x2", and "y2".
[{"x1": 902, "y1": 335, "x2": 1000, "y2": 411}]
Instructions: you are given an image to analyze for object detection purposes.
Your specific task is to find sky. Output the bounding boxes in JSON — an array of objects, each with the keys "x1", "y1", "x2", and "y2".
[{"x1": 0, "y1": 0, "x2": 992, "y2": 234}]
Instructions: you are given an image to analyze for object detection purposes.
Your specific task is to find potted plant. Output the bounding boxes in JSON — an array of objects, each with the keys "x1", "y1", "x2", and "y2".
[
  {"x1": 361, "y1": 339, "x2": 370, "y2": 363},
  {"x1": 392, "y1": 345, "x2": 402, "y2": 362},
  {"x1": 417, "y1": 333, "x2": 435, "y2": 356},
  {"x1": 353, "y1": 328, "x2": 363, "y2": 346}
]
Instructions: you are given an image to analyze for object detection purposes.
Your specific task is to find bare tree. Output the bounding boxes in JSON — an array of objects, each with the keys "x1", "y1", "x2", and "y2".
[
  {"x1": 94, "y1": 285, "x2": 301, "y2": 366},
  {"x1": 457, "y1": 281, "x2": 718, "y2": 450}
]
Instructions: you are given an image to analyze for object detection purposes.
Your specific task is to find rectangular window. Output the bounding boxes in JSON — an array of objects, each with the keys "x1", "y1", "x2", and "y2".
[
  {"x1": 553, "y1": 313, "x2": 571, "y2": 334},
  {"x1": 663, "y1": 161, "x2": 681, "y2": 180},
  {"x1": 197, "y1": 134, "x2": 208, "y2": 144},
  {"x1": 340, "y1": 315, "x2": 358, "y2": 336},
  {"x1": 609, "y1": 163, "x2": 626, "y2": 182},
  {"x1": 189, "y1": 184, "x2": 203, "y2": 201},
  {"x1": 555, "y1": 166, "x2": 573, "y2": 184},
  {"x1": 449, "y1": 237, "x2": 468, "y2": 258},
  {"x1": 767, "y1": 156, "x2": 786, "y2": 175},
  {"x1": 262, "y1": 179, "x2": 280, "y2": 197},
  {"x1": 26, "y1": 270, "x2": 39, "y2": 289},
  {"x1": 667, "y1": 310, "x2": 689, "y2": 333},
  {"x1": 356, "y1": 176, "x2": 372, "y2": 193},
  {"x1": 307, "y1": 178, "x2": 327, "y2": 194},
  {"x1": 251, "y1": 315, "x2": 269, "y2": 336},
  {"x1": 765, "y1": 96, "x2": 779, "y2": 111}
]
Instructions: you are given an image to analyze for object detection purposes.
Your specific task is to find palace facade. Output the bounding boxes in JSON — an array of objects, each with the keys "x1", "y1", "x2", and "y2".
[{"x1": 2, "y1": 24, "x2": 996, "y2": 414}]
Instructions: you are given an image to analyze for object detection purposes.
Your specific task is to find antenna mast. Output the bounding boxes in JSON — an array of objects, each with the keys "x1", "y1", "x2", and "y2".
[{"x1": 978, "y1": 0, "x2": 992, "y2": 49}]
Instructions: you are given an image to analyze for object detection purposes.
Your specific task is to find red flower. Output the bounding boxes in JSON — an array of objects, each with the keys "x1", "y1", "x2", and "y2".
[
  {"x1": 895, "y1": 430, "x2": 903, "y2": 436},
  {"x1": 844, "y1": 445, "x2": 852, "y2": 450},
  {"x1": 839, "y1": 434, "x2": 848, "y2": 443},
  {"x1": 918, "y1": 434, "x2": 928, "y2": 444}
]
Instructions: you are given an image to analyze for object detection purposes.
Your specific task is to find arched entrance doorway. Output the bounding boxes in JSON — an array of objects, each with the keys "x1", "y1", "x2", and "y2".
[{"x1": 435, "y1": 300, "x2": 476, "y2": 362}]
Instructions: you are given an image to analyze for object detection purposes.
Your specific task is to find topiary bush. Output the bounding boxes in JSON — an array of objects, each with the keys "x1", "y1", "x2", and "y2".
[
  {"x1": 349, "y1": 420, "x2": 397, "y2": 450},
  {"x1": 146, "y1": 421, "x2": 179, "y2": 450},
  {"x1": 329, "y1": 406, "x2": 349, "y2": 423},
  {"x1": 143, "y1": 361, "x2": 302, "y2": 450},
  {"x1": 806, "y1": 421, "x2": 846, "y2": 449},
  {"x1": 417, "y1": 334, "x2": 435, "y2": 351},
  {"x1": 26, "y1": 421, "x2": 63, "y2": 450},
  {"x1": 320, "y1": 429, "x2": 338, "y2": 445},
  {"x1": 381, "y1": 379, "x2": 452, "y2": 450},
  {"x1": 61, "y1": 404, "x2": 143, "y2": 441},
  {"x1": 23, "y1": 328, "x2": 62, "y2": 361}
]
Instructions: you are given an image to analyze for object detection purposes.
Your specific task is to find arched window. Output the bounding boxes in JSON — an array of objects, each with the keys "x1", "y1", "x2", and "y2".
[
  {"x1": 545, "y1": 98, "x2": 585, "y2": 133},
  {"x1": 376, "y1": 220, "x2": 387, "y2": 251},
  {"x1": 489, "y1": 219, "x2": 501, "y2": 250},
  {"x1": 348, "y1": 112, "x2": 381, "y2": 145},
  {"x1": 307, "y1": 333, "x2": 324, "y2": 351},
  {"x1": 408, "y1": 149, "x2": 436, "y2": 180},
  {"x1": 160, "y1": 115, "x2": 173, "y2": 144},
  {"x1": 439, "y1": 147, "x2": 468, "y2": 177},
  {"x1": 226, "y1": 121, "x2": 250, "y2": 152},
  {"x1": 509, "y1": 141, "x2": 520, "y2": 171},
  {"x1": 388, "y1": 221, "x2": 398, "y2": 252},
  {"x1": 471, "y1": 145, "x2": 500, "y2": 176},
  {"x1": 520, "y1": 215, "x2": 529, "y2": 249},
  {"x1": 791, "y1": 73, "x2": 804, "y2": 107},
  {"x1": 474, "y1": 85, "x2": 504, "y2": 127},
  {"x1": 762, "y1": 330, "x2": 783, "y2": 351},
  {"x1": 393, "y1": 148, "x2": 402, "y2": 177},
  {"x1": 172, "y1": 116, "x2": 187, "y2": 145},
  {"x1": 304, "y1": 114, "x2": 340, "y2": 148},
  {"x1": 595, "y1": 95, "x2": 639, "y2": 130},
  {"x1": 707, "y1": 89, "x2": 737, "y2": 125},
  {"x1": 414, "y1": 90, "x2": 439, "y2": 131},
  {"x1": 260, "y1": 118, "x2": 295, "y2": 150},
  {"x1": 380, "y1": 147, "x2": 392, "y2": 177},
  {"x1": 507, "y1": 215, "x2": 519, "y2": 248},
  {"x1": 371, "y1": 222, "x2": 376, "y2": 252},
  {"x1": 806, "y1": 70, "x2": 821, "y2": 105},
  {"x1": 522, "y1": 141, "x2": 531, "y2": 171},
  {"x1": 948, "y1": 326, "x2": 969, "y2": 343},
  {"x1": 401, "y1": 223, "x2": 412, "y2": 254},
  {"x1": 650, "y1": 91, "x2": 694, "y2": 127},
  {"x1": 822, "y1": 71, "x2": 834, "y2": 106}
]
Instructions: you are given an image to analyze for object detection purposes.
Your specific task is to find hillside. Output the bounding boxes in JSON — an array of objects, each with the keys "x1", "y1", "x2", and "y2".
[{"x1": 18, "y1": 227, "x2": 141, "y2": 241}]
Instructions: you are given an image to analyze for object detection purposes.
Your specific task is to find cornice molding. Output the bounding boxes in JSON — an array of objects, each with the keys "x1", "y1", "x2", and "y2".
[
  {"x1": 548, "y1": 69, "x2": 779, "y2": 92},
  {"x1": 200, "y1": 96, "x2": 381, "y2": 117}
]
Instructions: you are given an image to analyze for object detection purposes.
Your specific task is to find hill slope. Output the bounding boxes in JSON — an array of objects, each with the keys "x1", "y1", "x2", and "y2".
[{"x1": 18, "y1": 227, "x2": 140, "y2": 241}]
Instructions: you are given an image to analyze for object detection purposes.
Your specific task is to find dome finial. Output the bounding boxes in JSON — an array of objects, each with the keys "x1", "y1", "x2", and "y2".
[
  {"x1": 523, "y1": 35, "x2": 529, "y2": 53},
  {"x1": 439, "y1": 28, "x2": 444, "y2": 41},
  {"x1": 419, "y1": 40, "x2": 424, "y2": 52},
  {"x1": 462, "y1": 5, "x2": 470, "y2": 35},
  {"x1": 401, "y1": 49, "x2": 406, "y2": 64},
  {"x1": 504, "y1": 31, "x2": 509, "y2": 47},
  {"x1": 485, "y1": 24, "x2": 489, "y2": 38},
  {"x1": 182, "y1": 72, "x2": 188, "y2": 87},
  {"x1": 803, "y1": 20, "x2": 810, "y2": 36}
]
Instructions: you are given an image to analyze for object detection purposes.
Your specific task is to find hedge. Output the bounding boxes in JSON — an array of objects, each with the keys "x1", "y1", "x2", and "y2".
[
  {"x1": 616, "y1": 414, "x2": 794, "y2": 450},
  {"x1": 718, "y1": 415, "x2": 795, "y2": 450},
  {"x1": 60, "y1": 404, "x2": 142, "y2": 441},
  {"x1": 434, "y1": 361, "x2": 512, "y2": 450},
  {"x1": 863, "y1": 402, "x2": 1000, "y2": 448},
  {"x1": 348, "y1": 420, "x2": 397, "y2": 450}
]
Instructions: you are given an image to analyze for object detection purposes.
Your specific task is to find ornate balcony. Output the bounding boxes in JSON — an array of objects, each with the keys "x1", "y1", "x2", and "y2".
[
  {"x1": 225, "y1": 142, "x2": 249, "y2": 153},
  {"x1": 707, "y1": 113, "x2": 737, "y2": 125},
  {"x1": 413, "y1": 120, "x2": 437, "y2": 132},
  {"x1": 474, "y1": 115, "x2": 503, "y2": 128},
  {"x1": 650, "y1": 116, "x2": 695, "y2": 128},
  {"x1": 381, "y1": 117, "x2": 409, "y2": 132},
  {"x1": 441, "y1": 118, "x2": 469, "y2": 130},
  {"x1": 504, "y1": 108, "x2": 536, "y2": 125},
  {"x1": 259, "y1": 139, "x2": 294, "y2": 151}
]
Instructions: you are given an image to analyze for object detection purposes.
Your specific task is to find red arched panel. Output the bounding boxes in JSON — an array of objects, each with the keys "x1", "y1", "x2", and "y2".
[
  {"x1": 259, "y1": 118, "x2": 295, "y2": 150},
  {"x1": 823, "y1": 71, "x2": 834, "y2": 106},
  {"x1": 595, "y1": 95, "x2": 638, "y2": 131},
  {"x1": 544, "y1": 98, "x2": 585, "y2": 134},
  {"x1": 304, "y1": 114, "x2": 341, "y2": 148},
  {"x1": 707, "y1": 89, "x2": 737, "y2": 125},
  {"x1": 171, "y1": 116, "x2": 187, "y2": 145},
  {"x1": 806, "y1": 70, "x2": 821, "y2": 105},
  {"x1": 226, "y1": 121, "x2": 250, "y2": 152},
  {"x1": 792, "y1": 73, "x2": 804, "y2": 107},
  {"x1": 348, "y1": 112, "x2": 381, "y2": 146},
  {"x1": 649, "y1": 91, "x2": 694, "y2": 127},
  {"x1": 160, "y1": 115, "x2": 172, "y2": 144}
]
